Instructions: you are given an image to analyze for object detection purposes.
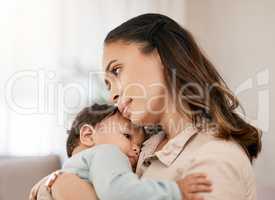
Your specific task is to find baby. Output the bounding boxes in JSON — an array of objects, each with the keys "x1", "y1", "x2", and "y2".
[
  {"x1": 65, "y1": 103, "x2": 145, "y2": 171},
  {"x1": 30, "y1": 103, "x2": 211, "y2": 200}
]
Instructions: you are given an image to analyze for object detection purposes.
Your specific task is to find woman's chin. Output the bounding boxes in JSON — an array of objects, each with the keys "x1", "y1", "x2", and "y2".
[
  {"x1": 128, "y1": 114, "x2": 143, "y2": 126},
  {"x1": 130, "y1": 112, "x2": 159, "y2": 127}
]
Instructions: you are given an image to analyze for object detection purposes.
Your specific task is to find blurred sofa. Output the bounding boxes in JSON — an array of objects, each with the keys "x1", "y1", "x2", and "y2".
[
  {"x1": 0, "y1": 155, "x2": 274, "y2": 200},
  {"x1": 0, "y1": 155, "x2": 61, "y2": 200}
]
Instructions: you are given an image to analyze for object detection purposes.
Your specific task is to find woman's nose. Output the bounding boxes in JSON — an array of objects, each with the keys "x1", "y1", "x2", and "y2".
[{"x1": 109, "y1": 81, "x2": 121, "y2": 104}]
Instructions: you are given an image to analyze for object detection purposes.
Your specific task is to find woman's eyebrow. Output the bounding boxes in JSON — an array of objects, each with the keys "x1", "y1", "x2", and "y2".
[{"x1": 105, "y1": 59, "x2": 118, "y2": 72}]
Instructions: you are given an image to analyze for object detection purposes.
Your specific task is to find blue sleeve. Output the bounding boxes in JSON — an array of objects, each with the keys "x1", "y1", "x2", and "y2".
[{"x1": 88, "y1": 144, "x2": 182, "y2": 200}]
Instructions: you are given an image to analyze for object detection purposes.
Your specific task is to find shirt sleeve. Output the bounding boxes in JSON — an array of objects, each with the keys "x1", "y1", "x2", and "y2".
[
  {"x1": 183, "y1": 148, "x2": 253, "y2": 200},
  {"x1": 88, "y1": 144, "x2": 182, "y2": 200}
]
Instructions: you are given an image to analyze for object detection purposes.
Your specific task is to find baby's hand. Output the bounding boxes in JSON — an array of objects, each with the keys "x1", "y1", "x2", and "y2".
[{"x1": 176, "y1": 173, "x2": 212, "y2": 200}]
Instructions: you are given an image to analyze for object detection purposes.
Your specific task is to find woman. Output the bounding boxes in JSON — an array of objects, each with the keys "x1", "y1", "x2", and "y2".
[{"x1": 35, "y1": 13, "x2": 261, "y2": 200}]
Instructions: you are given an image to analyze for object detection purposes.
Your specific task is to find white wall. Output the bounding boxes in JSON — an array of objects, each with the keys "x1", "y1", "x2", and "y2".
[
  {"x1": 0, "y1": 0, "x2": 186, "y2": 158},
  {"x1": 184, "y1": 0, "x2": 275, "y2": 188}
]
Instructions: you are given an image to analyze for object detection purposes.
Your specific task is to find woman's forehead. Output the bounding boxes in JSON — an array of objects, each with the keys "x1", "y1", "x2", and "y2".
[
  {"x1": 103, "y1": 42, "x2": 143, "y2": 70},
  {"x1": 103, "y1": 42, "x2": 125, "y2": 65}
]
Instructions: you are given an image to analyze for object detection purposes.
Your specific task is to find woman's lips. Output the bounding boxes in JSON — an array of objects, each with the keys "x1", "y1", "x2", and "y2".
[
  {"x1": 123, "y1": 105, "x2": 130, "y2": 117},
  {"x1": 118, "y1": 98, "x2": 132, "y2": 118}
]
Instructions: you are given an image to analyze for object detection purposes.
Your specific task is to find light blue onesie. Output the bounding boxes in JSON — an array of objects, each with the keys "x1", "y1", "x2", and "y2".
[{"x1": 62, "y1": 144, "x2": 182, "y2": 200}]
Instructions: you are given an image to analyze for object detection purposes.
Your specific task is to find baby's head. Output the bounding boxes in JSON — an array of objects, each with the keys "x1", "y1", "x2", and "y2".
[{"x1": 66, "y1": 103, "x2": 145, "y2": 167}]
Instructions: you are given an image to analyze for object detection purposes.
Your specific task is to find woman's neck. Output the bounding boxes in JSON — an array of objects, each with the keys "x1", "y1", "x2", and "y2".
[{"x1": 159, "y1": 103, "x2": 192, "y2": 139}]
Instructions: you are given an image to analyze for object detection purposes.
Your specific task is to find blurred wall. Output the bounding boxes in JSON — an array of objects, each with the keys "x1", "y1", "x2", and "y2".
[
  {"x1": 0, "y1": 0, "x2": 186, "y2": 157},
  {"x1": 184, "y1": 0, "x2": 275, "y2": 188}
]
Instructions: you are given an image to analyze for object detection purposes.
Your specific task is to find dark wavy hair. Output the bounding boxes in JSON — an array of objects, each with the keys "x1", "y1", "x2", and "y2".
[{"x1": 104, "y1": 13, "x2": 261, "y2": 162}]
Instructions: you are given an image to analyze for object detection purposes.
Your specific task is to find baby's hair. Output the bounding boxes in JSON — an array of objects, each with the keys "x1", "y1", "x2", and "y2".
[{"x1": 66, "y1": 103, "x2": 117, "y2": 157}]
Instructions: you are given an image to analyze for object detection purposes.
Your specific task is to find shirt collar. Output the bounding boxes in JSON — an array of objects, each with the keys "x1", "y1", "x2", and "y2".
[
  {"x1": 154, "y1": 123, "x2": 198, "y2": 167},
  {"x1": 141, "y1": 131, "x2": 165, "y2": 159}
]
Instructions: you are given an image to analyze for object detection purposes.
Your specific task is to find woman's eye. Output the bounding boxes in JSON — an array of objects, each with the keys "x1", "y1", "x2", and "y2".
[
  {"x1": 111, "y1": 66, "x2": 121, "y2": 76},
  {"x1": 123, "y1": 133, "x2": 131, "y2": 140}
]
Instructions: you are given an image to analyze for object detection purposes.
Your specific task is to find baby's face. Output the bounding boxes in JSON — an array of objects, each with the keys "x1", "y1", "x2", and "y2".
[{"x1": 95, "y1": 112, "x2": 145, "y2": 168}]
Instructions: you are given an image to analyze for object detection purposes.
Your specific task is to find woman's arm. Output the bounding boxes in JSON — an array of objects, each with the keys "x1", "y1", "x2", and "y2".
[
  {"x1": 51, "y1": 173, "x2": 98, "y2": 200},
  {"x1": 29, "y1": 175, "x2": 51, "y2": 200}
]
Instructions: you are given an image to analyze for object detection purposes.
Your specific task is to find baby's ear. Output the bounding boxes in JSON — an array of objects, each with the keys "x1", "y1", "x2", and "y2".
[{"x1": 79, "y1": 124, "x2": 95, "y2": 147}]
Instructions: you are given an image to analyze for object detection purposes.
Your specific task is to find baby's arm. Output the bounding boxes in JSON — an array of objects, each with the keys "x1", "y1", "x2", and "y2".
[
  {"x1": 88, "y1": 144, "x2": 211, "y2": 200},
  {"x1": 89, "y1": 144, "x2": 180, "y2": 200}
]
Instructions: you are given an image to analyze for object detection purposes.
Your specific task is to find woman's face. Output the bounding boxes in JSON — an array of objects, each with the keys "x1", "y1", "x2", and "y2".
[{"x1": 103, "y1": 41, "x2": 168, "y2": 126}]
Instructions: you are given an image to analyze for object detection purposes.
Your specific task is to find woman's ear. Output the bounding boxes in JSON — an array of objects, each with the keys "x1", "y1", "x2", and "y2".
[{"x1": 79, "y1": 124, "x2": 95, "y2": 147}]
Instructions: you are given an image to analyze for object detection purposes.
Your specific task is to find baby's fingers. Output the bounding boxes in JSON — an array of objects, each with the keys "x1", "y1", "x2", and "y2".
[
  {"x1": 193, "y1": 177, "x2": 212, "y2": 186},
  {"x1": 188, "y1": 173, "x2": 207, "y2": 178},
  {"x1": 190, "y1": 184, "x2": 213, "y2": 193},
  {"x1": 186, "y1": 193, "x2": 204, "y2": 200}
]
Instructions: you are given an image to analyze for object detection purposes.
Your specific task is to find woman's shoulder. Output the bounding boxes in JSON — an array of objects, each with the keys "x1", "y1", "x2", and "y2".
[
  {"x1": 183, "y1": 131, "x2": 256, "y2": 200},
  {"x1": 183, "y1": 131, "x2": 255, "y2": 185},
  {"x1": 192, "y1": 131, "x2": 251, "y2": 166}
]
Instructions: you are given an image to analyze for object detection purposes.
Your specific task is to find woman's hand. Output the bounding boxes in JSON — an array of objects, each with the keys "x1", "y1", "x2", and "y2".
[
  {"x1": 51, "y1": 172, "x2": 98, "y2": 200},
  {"x1": 176, "y1": 173, "x2": 212, "y2": 200},
  {"x1": 29, "y1": 175, "x2": 49, "y2": 200}
]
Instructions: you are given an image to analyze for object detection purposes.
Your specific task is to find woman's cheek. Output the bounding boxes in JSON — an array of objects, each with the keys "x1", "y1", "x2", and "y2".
[
  {"x1": 134, "y1": 87, "x2": 167, "y2": 123},
  {"x1": 128, "y1": 100, "x2": 160, "y2": 126},
  {"x1": 128, "y1": 99, "x2": 145, "y2": 119}
]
